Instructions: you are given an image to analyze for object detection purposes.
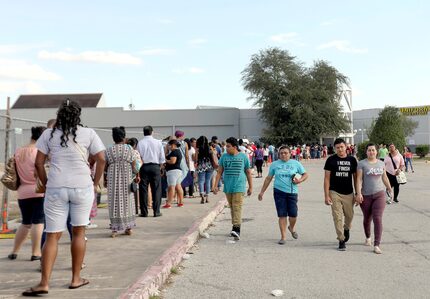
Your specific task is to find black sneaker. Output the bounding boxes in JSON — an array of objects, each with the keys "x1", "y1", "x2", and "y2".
[
  {"x1": 393, "y1": 198, "x2": 399, "y2": 203},
  {"x1": 231, "y1": 231, "x2": 240, "y2": 241},
  {"x1": 344, "y1": 229, "x2": 350, "y2": 243},
  {"x1": 231, "y1": 225, "x2": 241, "y2": 240},
  {"x1": 338, "y1": 240, "x2": 346, "y2": 251}
]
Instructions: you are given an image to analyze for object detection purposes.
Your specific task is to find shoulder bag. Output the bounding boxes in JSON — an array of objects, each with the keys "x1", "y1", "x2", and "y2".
[
  {"x1": 389, "y1": 153, "x2": 407, "y2": 184},
  {"x1": 1, "y1": 156, "x2": 20, "y2": 191}
]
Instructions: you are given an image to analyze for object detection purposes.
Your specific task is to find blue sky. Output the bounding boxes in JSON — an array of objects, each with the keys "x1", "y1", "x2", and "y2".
[{"x1": 0, "y1": 1, "x2": 428, "y2": 110}]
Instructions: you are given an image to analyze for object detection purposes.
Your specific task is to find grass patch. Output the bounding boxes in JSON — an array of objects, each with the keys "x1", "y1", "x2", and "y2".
[
  {"x1": 170, "y1": 267, "x2": 179, "y2": 275},
  {"x1": 413, "y1": 157, "x2": 430, "y2": 162}
]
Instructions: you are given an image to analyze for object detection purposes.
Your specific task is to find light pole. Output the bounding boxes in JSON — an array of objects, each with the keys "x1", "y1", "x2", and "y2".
[{"x1": 358, "y1": 128, "x2": 367, "y2": 143}]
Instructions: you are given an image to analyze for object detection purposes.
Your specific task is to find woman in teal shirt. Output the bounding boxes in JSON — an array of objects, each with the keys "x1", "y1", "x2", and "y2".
[{"x1": 258, "y1": 145, "x2": 308, "y2": 245}]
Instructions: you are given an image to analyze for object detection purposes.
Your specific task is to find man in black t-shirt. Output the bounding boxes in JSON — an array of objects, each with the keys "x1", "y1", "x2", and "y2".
[{"x1": 323, "y1": 138, "x2": 358, "y2": 251}]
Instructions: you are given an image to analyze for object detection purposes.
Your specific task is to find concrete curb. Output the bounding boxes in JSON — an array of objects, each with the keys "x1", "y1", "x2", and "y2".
[{"x1": 120, "y1": 197, "x2": 227, "y2": 299}]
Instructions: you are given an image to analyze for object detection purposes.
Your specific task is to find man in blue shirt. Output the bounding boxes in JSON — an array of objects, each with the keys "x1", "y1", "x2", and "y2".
[{"x1": 214, "y1": 137, "x2": 253, "y2": 240}]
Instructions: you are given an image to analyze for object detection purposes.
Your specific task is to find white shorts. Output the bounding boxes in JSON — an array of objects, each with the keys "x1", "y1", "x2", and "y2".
[
  {"x1": 44, "y1": 186, "x2": 94, "y2": 233},
  {"x1": 167, "y1": 169, "x2": 183, "y2": 186}
]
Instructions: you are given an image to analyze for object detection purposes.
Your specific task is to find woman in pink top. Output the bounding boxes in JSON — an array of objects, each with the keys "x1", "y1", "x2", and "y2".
[
  {"x1": 8, "y1": 126, "x2": 46, "y2": 261},
  {"x1": 384, "y1": 143, "x2": 405, "y2": 203}
]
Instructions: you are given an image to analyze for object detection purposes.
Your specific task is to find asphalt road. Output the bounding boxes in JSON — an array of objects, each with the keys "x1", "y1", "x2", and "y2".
[{"x1": 163, "y1": 159, "x2": 430, "y2": 299}]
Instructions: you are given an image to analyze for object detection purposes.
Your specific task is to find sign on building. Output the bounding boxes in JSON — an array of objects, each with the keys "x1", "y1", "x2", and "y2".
[{"x1": 399, "y1": 105, "x2": 430, "y2": 116}]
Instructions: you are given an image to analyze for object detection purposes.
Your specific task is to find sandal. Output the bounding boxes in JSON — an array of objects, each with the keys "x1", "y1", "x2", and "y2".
[
  {"x1": 288, "y1": 226, "x2": 298, "y2": 239},
  {"x1": 111, "y1": 231, "x2": 117, "y2": 238},
  {"x1": 8, "y1": 253, "x2": 17, "y2": 260},
  {"x1": 22, "y1": 287, "x2": 48, "y2": 296},
  {"x1": 68, "y1": 278, "x2": 90, "y2": 289}
]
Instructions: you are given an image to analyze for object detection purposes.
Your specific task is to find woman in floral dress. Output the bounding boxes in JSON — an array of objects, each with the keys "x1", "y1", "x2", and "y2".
[{"x1": 106, "y1": 127, "x2": 136, "y2": 237}]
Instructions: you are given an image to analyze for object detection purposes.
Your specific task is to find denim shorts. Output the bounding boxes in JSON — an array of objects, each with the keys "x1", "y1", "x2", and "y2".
[
  {"x1": 44, "y1": 186, "x2": 94, "y2": 233},
  {"x1": 273, "y1": 188, "x2": 298, "y2": 217},
  {"x1": 18, "y1": 197, "x2": 45, "y2": 225}
]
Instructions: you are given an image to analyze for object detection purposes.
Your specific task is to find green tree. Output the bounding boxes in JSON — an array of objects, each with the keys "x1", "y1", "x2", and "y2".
[
  {"x1": 241, "y1": 48, "x2": 350, "y2": 144},
  {"x1": 367, "y1": 106, "x2": 418, "y2": 149}
]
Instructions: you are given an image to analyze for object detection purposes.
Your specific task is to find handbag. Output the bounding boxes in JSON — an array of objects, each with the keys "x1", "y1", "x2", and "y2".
[
  {"x1": 35, "y1": 175, "x2": 46, "y2": 193},
  {"x1": 211, "y1": 151, "x2": 219, "y2": 170},
  {"x1": 396, "y1": 171, "x2": 407, "y2": 184},
  {"x1": 389, "y1": 153, "x2": 407, "y2": 185},
  {"x1": 130, "y1": 181, "x2": 138, "y2": 193},
  {"x1": 1, "y1": 156, "x2": 20, "y2": 191},
  {"x1": 181, "y1": 171, "x2": 193, "y2": 188}
]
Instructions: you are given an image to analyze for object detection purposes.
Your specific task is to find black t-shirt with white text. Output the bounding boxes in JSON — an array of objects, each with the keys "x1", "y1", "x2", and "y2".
[{"x1": 324, "y1": 155, "x2": 357, "y2": 195}]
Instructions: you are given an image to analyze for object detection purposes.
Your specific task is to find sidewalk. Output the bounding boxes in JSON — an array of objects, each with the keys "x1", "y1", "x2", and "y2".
[
  {"x1": 0, "y1": 192, "x2": 225, "y2": 298},
  {"x1": 162, "y1": 160, "x2": 430, "y2": 299}
]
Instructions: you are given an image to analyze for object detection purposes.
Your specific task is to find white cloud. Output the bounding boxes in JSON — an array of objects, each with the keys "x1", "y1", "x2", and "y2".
[
  {"x1": 317, "y1": 40, "x2": 368, "y2": 54},
  {"x1": 270, "y1": 33, "x2": 304, "y2": 46},
  {"x1": 0, "y1": 81, "x2": 45, "y2": 94},
  {"x1": 38, "y1": 50, "x2": 142, "y2": 65},
  {"x1": 139, "y1": 48, "x2": 175, "y2": 56},
  {"x1": 0, "y1": 59, "x2": 61, "y2": 81},
  {"x1": 188, "y1": 38, "x2": 208, "y2": 46},
  {"x1": 172, "y1": 67, "x2": 205, "y2": 74}
]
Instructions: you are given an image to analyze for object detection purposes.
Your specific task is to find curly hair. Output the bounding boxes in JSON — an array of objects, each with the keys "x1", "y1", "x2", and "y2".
[
  {"x1": 50, "y1": 99, "x2": 82, "y2": 147},
  {"x1": 112, "y1": 126, "x2": 126, "y2": 143}
]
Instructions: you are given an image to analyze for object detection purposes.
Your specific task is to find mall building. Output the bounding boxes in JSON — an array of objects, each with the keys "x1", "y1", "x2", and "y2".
[
  {"x1": 0, "y1": 94, "x2": 428, "y2": 161},
  {"x1": 353, "y1": 105, "x2": 430, "y2": 149}
]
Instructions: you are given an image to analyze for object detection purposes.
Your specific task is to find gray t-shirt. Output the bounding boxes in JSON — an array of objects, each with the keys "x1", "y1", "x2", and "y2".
[
  {"x1": 358, "y1": 159, "x2": 386, "y2": 196},
  {"x1": 36, "y1": 127, "x2": 105, "y2": 188}
]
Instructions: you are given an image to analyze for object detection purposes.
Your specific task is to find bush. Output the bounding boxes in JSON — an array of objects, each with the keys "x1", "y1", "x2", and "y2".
[
  {"x1": 356, "y1": 143, "x2": 368, "y2": 161},
  {"x1": 415, "y1": 145, "x2": 429, "y2": 158}
]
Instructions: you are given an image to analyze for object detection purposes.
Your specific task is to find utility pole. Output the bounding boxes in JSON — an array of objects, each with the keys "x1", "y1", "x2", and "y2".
[{"x1": 1, "y1": 97, "x2": 13, "y2": 234}]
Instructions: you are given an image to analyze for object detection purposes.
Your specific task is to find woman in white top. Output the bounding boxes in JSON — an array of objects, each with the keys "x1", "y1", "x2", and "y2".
[
  {"x1": 24, "y1": 100, "x2": 106, "y2": 296},
  {"x1": 263, "y1": 145, "x2": 270, "y2": 166},
  {"x1": 182, "y1": 138, "x2": 196, "y2": 198}
]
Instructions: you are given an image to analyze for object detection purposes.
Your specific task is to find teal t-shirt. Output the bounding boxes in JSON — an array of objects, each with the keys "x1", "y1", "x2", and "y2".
[
  {"x1": 219, "y1": 152, "x2": 250, "y2": 193},
  {"x1": 268, "y1": 159, "x2": 306, "y2": 194}
]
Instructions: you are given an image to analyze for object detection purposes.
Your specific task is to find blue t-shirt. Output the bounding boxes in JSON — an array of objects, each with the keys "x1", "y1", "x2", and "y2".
[
  {"x1": 219, "y1": 152, "x2": 250, "y2": 193},
  {"x1": 268, "y1": 159, "x2": 306, "y2": 194}
]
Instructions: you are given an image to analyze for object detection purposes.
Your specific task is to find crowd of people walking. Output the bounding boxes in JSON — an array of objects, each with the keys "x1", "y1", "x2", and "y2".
[{"x1": 1, "y1": 99, "x2": 416, "y2": 296}]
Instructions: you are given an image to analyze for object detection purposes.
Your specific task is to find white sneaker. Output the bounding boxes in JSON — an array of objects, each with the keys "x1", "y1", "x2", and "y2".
[
  {"x1": 374, "y1": 246, "x2": 382, "y2": 254},
  {"x1": 86, "y1": 223, "x2": 98, "y2": 229},
  {"x1": 365, "y1": 238, "x2": 371, "y2": 246}
]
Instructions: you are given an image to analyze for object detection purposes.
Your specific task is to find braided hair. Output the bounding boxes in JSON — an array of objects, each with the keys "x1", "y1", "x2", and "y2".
[{"x1": 50, "y1": 99, "x2": 82, "y2": 147}]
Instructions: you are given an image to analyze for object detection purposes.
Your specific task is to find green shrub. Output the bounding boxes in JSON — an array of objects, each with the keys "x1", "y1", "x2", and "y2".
[
  {"x1": 415, "y1": 145, "x2": 429, "y2": 158},
  {"x1": 356, "y1": 142, "x2": 368, "y2": 161}
]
